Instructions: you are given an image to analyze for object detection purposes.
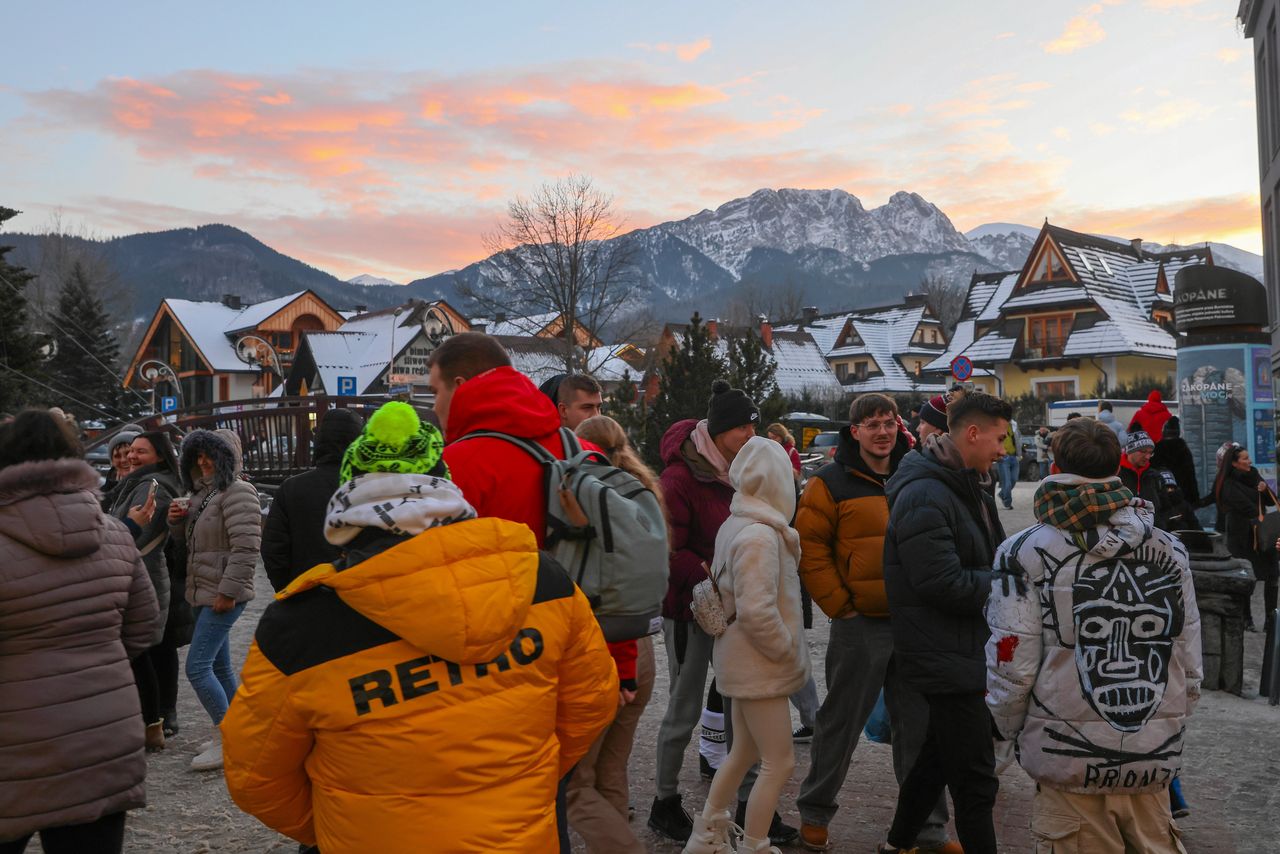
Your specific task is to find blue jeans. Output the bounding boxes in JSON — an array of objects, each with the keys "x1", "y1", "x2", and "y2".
[
  {"x1": 997, "y1": 455, "x2": 1020, "y2": 507},
  {"x1": 186, "y1": 602, "x2": 246, "y2": 725},
  {"x1": 1038, "y1": 460, "x2": 1051, "y2": 480}
]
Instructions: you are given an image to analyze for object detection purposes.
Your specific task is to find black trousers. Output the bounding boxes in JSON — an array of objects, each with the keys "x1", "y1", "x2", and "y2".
[
  {"x1": 130, "y1": 647, "x2": 161, "y2": 725},
  {"x1": 0, "y1": 811, "x2": 126, "y2": 854},
  {"x1": 153, "y1": 638, "x2": 181, "y2": 714},
  {"x1": 887, "y1": 691, "x2": 998, "y2": 854}
]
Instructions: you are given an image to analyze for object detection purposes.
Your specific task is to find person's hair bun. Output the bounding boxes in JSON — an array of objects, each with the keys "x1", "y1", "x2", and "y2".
[{"x1": 712, "y1": 379, "x2": 731, "y2": 395}]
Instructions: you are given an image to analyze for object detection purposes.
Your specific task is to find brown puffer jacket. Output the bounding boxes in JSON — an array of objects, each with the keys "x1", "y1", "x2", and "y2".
[
  {"x1": 0, "y1": 459, "x2": 158, "y2": 841},
  {"x1": 172, "y1": 430, "x2": 259, "y2": 607},
  {"x1": 796, "y1": 428, "x2": 910, "y2": 619}
]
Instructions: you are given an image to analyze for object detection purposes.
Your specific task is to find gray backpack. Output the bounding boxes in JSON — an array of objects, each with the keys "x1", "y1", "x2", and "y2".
[{"x1": 459, "y1": 428, "x2": 669, "y2": 642}]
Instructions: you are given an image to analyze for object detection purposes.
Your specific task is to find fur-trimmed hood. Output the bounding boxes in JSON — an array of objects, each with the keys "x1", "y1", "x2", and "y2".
[{"x1": 179, "y1": 429, "x2": 242, "y2": 492}]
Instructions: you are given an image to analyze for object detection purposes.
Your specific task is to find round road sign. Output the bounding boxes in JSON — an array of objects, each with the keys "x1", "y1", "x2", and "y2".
[{"x1": 951, "y1": 355, "x2": 973, "y2": 382}]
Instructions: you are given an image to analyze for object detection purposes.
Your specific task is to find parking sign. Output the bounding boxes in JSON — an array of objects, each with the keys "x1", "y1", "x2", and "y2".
[
  {"x1": 336, "y1": 376, "x2": 357, "y2": 396},
  {"x1": 160, "y1": 396, "x2": 178, "y2": 412}
]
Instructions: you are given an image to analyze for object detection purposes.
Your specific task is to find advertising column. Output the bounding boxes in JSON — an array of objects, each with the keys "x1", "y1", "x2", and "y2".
[{"x1": 1174, "y1": 266, "x2": 1274, "y2": 496}]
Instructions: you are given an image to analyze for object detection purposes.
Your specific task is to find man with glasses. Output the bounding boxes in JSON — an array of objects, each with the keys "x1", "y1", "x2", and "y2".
[{"x1": 794, "y1": 394, "x2": 958, "y2": 853}]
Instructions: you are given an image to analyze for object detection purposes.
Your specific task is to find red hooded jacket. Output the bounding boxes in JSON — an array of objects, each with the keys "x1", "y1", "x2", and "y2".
[
  {"x1": 1128, "y1": 390, "x2": 1173, "y2": 444},
  {"x1": 441, "y1": 366, "x2": 636, "y2": 686}
]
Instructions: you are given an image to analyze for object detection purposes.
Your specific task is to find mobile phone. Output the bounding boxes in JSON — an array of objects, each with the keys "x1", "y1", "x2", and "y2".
[{"x1": 146, "y1": 480, "x2": 158, "y2": 501}]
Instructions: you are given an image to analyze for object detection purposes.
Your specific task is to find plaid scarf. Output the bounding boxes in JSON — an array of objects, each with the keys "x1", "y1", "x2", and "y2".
[{"x1": 1033, "y1": 477, "x2": 1134, "y2": 532}]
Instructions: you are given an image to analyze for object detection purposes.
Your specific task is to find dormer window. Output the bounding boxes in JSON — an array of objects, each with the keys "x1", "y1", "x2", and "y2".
[{"x1": 1023, "y1": 239, "x2": 1073, "y2": 287}]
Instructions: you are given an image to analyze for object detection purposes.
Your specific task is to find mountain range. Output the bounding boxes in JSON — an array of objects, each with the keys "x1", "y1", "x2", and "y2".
[{"x1": 2, "y1": 189, "x2": 1263, "y2": 328}]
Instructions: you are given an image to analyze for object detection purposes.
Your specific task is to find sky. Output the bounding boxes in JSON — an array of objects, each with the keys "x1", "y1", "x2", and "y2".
[{"x1": 0, "y1": 0, "x2": 1264, "y2": 282}]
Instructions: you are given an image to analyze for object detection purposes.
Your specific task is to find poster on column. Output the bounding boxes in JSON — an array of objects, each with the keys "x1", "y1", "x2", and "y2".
[{"x1": 1177, "y1": 346, "x2": 1247, "y2": 499}]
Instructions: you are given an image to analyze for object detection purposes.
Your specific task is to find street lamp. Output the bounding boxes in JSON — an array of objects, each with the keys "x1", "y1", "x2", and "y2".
[
  {"x1": 234, "y1": 334, "x2": 284, "y2": 377},
  {"x1": 138, "y1": 359, "x2": 183, "y2": 412},
  {"x1": 387, "y1": 307, "x2": 404, "y2": 391}
]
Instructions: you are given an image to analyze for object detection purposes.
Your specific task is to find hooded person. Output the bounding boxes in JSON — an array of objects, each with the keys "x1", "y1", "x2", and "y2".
[
  {"x1": 221, "y1": 402, "x2": 618, "y2": 854},
  {"x1": 986, "y1": 416, "x2": 1201, "y2": 853},
  {"x1": 1152, "y1": 416, "x2": 1199, "y2": 506},
  {"x1": 168, "y1": 428, "x2": 260, "y2": 771},
  {"x1": 1128, "y1": 390, "x2": 1173, "y2": 444},
  {"x1": 650, "y1": 381, "x2": 797, "y2": 846},
  {"x1": 685, "y1": 437, "x2": 811, "y2": 854},
  {"x1": 1096, "y1": 401, "x2": 1129, "y2": 448},
  {"x1": 261, "y1": 408, "x2": 365, "y2": 591}
]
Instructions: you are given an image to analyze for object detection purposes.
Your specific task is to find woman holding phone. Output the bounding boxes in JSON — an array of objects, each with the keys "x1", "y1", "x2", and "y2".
[{"x1": 107, "y1": 431, "x2": 181, "y2": 751}]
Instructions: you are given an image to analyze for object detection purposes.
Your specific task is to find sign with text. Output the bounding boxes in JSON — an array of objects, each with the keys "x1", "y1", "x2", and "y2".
[{"x1": 1173, "y1": 265, "x2": 1269, "y2": 333}]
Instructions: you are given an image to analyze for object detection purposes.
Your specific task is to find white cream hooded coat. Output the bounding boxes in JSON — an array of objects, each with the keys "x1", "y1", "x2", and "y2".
[
  {"x1": 985, "y1": 475, "x2": 1203, "y2": 794},
  {"x1": 711, "y1": 436, "x2": 811, "y2": 699}
]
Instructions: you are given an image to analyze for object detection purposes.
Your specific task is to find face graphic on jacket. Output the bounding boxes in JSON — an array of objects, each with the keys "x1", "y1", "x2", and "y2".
[{"x1": 1071, "y1": 556, "x2": 1183, "y2": 733}]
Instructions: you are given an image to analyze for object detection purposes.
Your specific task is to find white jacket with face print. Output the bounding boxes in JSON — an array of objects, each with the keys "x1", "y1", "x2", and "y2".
[{"x1": 985, "y1": 476, "x2": 1203, "y2": 794}]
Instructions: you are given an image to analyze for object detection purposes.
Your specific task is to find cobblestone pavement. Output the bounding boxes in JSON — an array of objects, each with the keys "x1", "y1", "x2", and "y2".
[{"x1": 125, "y1": 482, "x2": 1280, "y2": 852}]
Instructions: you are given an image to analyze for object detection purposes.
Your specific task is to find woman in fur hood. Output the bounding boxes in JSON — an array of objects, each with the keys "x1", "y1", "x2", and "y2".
[{"x1": 167, "y1": 428, "x2": 260, "y2": 772}]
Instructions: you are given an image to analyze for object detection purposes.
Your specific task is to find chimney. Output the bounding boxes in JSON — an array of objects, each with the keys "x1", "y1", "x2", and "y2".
[
  {"x1": 759, "y1": 315, "x2": 773, "y2": 349},
  {"x1": 354, "y1": 304, "x2": 367, "y2": 314},
  {"x1": 1130, "y1": 238, "x2": 1144, "y2": 257},
  {"x1": 706, "y1": 319, "x2": 719, "y2": 339},
  {"x1": 221, "y1": 294, "x2": 242, "y2": 309},
  {"x1": 802, "y1": 306, "x2": 819, "y2": 328},
  {"x1": 495, "y1": 311, "x2": 507, "y2": 325}
]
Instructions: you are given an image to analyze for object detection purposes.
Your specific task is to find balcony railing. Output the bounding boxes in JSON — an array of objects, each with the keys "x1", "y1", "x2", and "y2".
[{"x1": 1024, "y1": 336, "x2": 1068, "y2": 359}]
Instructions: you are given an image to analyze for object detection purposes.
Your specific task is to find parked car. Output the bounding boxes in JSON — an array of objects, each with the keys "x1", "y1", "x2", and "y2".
[{"x1": 807, "y1": 431, "x2": 840, "y2": 460}]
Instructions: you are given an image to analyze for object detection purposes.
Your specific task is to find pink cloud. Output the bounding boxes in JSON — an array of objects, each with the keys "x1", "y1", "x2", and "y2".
[
  {"x1": 1043, "y1": 5, "x2": 1108, "y2": 55},
  {"x1": 630, "y1": 38, "x2": 712, "y2": 62}
]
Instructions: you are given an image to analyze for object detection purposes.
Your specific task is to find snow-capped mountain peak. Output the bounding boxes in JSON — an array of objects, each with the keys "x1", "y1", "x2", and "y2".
[{"x1": 346, "y1": 273, "x2": 402, "y2": 287}]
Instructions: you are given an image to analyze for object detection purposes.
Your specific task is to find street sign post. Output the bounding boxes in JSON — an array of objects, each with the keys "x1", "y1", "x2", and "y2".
[
  {"x1": 950, "y1": 355, "x2": 974, "y2": 382},
  {"x1": 336, "y1": 376, "x2": 357, "y2": 396}
]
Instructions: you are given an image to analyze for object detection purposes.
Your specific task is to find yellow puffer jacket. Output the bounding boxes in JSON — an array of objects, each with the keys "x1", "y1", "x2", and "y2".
[{"x1": 220, "y1": 518, "x2": 619, "y2": 853}]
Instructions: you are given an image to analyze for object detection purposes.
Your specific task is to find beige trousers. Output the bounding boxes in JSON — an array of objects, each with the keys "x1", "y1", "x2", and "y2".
[
  {"x1": 565, "y1": 636, "x2": 655, "y2": 854},
  {"x1": 1032, "y1": 785, "x2": 1187, "y2": 854}
]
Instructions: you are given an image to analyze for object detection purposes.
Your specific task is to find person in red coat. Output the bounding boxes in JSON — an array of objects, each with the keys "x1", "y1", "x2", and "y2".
[{"x1": 1128, "y1": 390, "x2": 1173, "y2": 444}]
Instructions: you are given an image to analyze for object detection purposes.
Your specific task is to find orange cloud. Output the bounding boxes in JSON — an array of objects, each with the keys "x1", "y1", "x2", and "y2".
[
  {"x1": 630, "y1": 38, "x2": 712, "y2": 62},
  {"x1": 1120, "y1": 98, "x2": 1208, "y2": 131},
  {"x1": 1044, "y1": 5, "x2": 1107, "y2": 55},
  {"x1": 1063, "y1": 194, "x2": 1261, "y2": 248}
]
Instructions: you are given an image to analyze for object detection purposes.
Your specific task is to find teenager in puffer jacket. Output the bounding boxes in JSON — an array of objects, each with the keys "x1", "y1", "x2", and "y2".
[{"x1": 986, "y1": 417, "x2": 1201, "y2": 853}]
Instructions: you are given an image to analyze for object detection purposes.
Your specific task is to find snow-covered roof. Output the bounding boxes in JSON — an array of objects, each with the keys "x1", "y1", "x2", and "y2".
[
  {"x1": 668, "y1": 324, "x2": 845, "y2": 398},
  {"x1": 164, "y1": 291, "x2": 312, "y2": 373},
  {"x1": 944, "y1": 225, "x2": 1211, "y2": 366},
  {"x1": 291, "y1": 302, "x2": 447, "y2": 394},
  {"x1": 774, "y1": 312, "x2": 853, "y2": 356},
  {"x1": 588, "y1": 345, "x2": 641, "y2": 384},
  {"x1": 477, "y1": 312, "x2": 561, "y2": 337}
]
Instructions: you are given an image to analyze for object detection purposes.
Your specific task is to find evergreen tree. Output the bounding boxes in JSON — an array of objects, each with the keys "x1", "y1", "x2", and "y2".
[
  {"x1": 643, "y1": 313, "x2": 727, "y2": 465},
  {"x1": 605, "y1": 369, "x2": 646, "y2": 441},
  {"x1": 0, "y1": 207, "x2": 44, "y2": 413},
  {"x1": 46, "y1": 260, "x2": 121, "y2": 422},
  {"x1": 726, "y1": 327, "x2": 787, "y2": 425}
]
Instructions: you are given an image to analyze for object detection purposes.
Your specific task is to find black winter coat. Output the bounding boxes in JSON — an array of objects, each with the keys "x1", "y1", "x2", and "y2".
[
  {"x1": 261, "y1": 462, "x2": 344, "y2": 592},
  {"x1": 1218, "y1": 466, "x2": 1275, "y2": 581},
  {"x1": 883, "y1": 443, "x2": 1005, "y2": 695},
  {"x1": 1120, "y1": 459, "x2": 1170, "y2": 530},
  {"x1": 1152, "y1": 436, "x2": 1199, "y2": 504}
]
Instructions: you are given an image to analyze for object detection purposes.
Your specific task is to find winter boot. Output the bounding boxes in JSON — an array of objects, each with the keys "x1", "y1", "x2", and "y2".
[
  {"x1": 682, "y1": 806, "x2": 736, "y2": 854},
  {"x1": 649, "y1": 794, "x2": 695, "y2": 842},
  {"x1": 144, "y1": 721, "x2": 166, "y2": 753},
  {"x1": 739, "y1": 834, "x2": 781, "y2": 854},
  {"x1": 190, "y1": 733, "x2": 223, "y2": 771}
]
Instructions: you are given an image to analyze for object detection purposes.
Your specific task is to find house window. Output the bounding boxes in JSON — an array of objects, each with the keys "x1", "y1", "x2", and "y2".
[
  {"x1": 1026, "y1": 314, "x2": 1072, "y2": 358},
  {"x1": 835, "y1": 363, "x2": 848, "y2": 381},
  {"x1": 1035, "y1": 380, "x2": 1076, "y2": 400},
  {"x1": 1028, "y1": 243, "x2": 1071, "y2": 284},
  {"x1": 1152, "y1": 309, "x2": 1174, "y2": 330},
  {"x1": 855, "y1": 362, "x2": 868, "y2": 381},
  {"x1": 914, "y1": 361, "x2": 923, "y2": 376},
  {"x1": 930, "y1": 329, "x2": 939, "y2": 344}
]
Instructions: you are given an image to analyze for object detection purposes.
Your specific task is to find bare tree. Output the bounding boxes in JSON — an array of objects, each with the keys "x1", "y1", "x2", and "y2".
[
  {"x1": 724, "y1": 279, "x2": 807, "y2": 326},
  {"x1": 458, "y1": 175, "x2": 638, "y2": 375},
  {"x1": 921, "y1": 273, "x2": 966, "y2": 337}
]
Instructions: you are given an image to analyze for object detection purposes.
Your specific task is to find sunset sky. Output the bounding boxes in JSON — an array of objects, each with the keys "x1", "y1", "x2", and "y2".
[{"x1": 0, "y1": 1, "x2": 1263, "y2": 281}]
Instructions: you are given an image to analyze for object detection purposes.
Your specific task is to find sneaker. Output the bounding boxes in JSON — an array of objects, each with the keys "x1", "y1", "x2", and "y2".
[
  {"x1": 735, "y1": 802, "x2": 798, "y2": 845},
  {"x1": 1172, "y1": 807, "x2": 1191, "y2": 819},
  {"x1": 648, "y1": 794, "x2": 694, "y2": 842},
  {"x1": 700, "y1": 754, "x2": 717, "y2": 780},
  {"x1": 792, "y1": 725, "x2": 814, "y2": 743},
  {"x1": 799, "y1": 823, "x2": 830, "y2": 851},
  {"x1": 190, "y1": 735, "x2": 223, "y2": 772}
]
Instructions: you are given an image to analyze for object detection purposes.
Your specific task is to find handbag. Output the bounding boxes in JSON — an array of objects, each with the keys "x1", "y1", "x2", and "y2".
[{"x1": 690, "y1": 560, "x2": 736, "y2": 638}]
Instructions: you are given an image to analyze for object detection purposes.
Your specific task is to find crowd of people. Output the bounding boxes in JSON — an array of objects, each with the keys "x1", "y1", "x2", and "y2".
[{"x1": 0, "y1": 334, "x2": 1263, "y2": 854}]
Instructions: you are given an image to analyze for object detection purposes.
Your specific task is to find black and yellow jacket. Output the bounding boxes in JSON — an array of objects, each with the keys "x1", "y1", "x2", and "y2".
[
  {"x1": 796, "y1": 428, "x2": 910, "y2": 619},
  {"x1": 220, "y1": 517, "x2": 619, "y2": 854}
]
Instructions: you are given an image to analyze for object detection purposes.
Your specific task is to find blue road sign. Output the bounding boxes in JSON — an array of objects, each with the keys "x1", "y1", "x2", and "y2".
[
  {"x1": 160, "y1": 396, "x2": 178, "y2": 412},
  {"x1": 951, "y1": 355, "x2": 974, "y2": 382},
  {"x1": 336, "y1": 376, "x2": 357, "y2": 396},
  {"x1": 388, "y1": 384, "x2": 413, "y2": 397}
]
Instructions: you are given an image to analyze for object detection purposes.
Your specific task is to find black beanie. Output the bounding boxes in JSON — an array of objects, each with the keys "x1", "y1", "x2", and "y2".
[
  {"x1": 538, "y1": 374, "x2": 567, "y2": 405},
  {"x1": 919, "y1": 394, "x2": 949, "y2": 432},
  {"x1": 1163, "y1": 415, "x2": 1181, "y2": 439},
  {"x1": 707, "y1": 379, "x2": 760, "y2": 437}
]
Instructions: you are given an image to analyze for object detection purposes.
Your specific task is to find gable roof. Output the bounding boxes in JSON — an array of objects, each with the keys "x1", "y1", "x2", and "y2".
[
  {"x1": 948, "y1": 223, "x2": 1212, "y2": 365},
  {"x1": 666, "y1": 323, "x2": 845, "y2": 398}
]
